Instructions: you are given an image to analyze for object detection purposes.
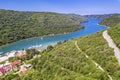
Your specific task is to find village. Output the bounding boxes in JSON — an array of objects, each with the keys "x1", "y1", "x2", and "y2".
[
  {"x1": 0, "y1": 50, "x2": 32, "y2": 76},
  {"x1": 0, "y1": 42, "x2": 55, "y2": 77}
]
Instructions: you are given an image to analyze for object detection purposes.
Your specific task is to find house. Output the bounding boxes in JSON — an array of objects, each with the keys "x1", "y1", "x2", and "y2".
[
  {"x1": 20, "y1": 65, "x2": 27, "y2": 75},
  {"x1": 11, "y1": 60, "x2": 22, "y2": 71},
  {"x1": 25, "y1": 64, "x2": 32, "y2": 68},
  {"x1": 0, "y1": 64, "x2": 4, "y2": 68},
  {"x1": 4, "y1": 61, "x2": 11, "y2": 66},
  {"x1": 2, "y1": 65, "x2": 12, "y2": 72},
  {"x1": 0, "y1": 60, "x2": 21, "y2": 76},
  {"x1": 11, "y1": 60, "x2": 21, "y2": 67},
  {"x1": 19, "y1": 64, "x2": 32, "y2": 75},
  {"x1": 11, "y1": 60, "x2": 21, "y2": 66},
  {"x1": 15, "y1": 50, "x2": 26, "y2": 57},
  {"x1": 0, "y1": 68, "x2": 5, "y2": 76},
  {"x1": 0, "y1": 62, "x2": 12, "y2": 76},
  {"x1": 6, "y1": 51, "x2": 16, "y2": 58}
]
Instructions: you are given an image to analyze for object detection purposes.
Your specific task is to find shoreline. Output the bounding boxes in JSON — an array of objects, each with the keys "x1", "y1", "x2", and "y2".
[
  {"x1": 0, "y1": 30, "x2": 73, "y2": 54},
  {"x1": 0, "y1": 19, "x2": 107, "y2": 54},
  {"x1": 0, "y1": 32, "x2": 70, "y2": 48},
  {"x1": 0, "y1": 41, "x2": 58, "y2": 63},
  {"x1": 0, "y1": 26, "x2": 84, "y2": 48},
  {"x1": 0, "y1": 19, "x2": 108, "y2": 63}
]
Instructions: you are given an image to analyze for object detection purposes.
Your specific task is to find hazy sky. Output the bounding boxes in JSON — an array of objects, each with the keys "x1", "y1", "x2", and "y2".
[{"x1": 0, "y1": 0, "x2": 120, "y2": 15}]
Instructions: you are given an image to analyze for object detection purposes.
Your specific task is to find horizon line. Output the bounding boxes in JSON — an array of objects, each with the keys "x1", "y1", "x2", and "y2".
[{"x1": 0, "y1": 8, "x2": 119, "y2": 16}]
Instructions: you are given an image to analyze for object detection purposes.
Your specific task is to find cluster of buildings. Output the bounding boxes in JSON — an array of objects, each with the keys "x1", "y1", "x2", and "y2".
[
  {"x1": 0, "y1": 50, "x2": 26, "y2": 63},
  {"x1": 0, "y1": 50, "x2": 32, "y2": 76},
  {"x1": 0, "y1": 60, "x2": 21, "y2": 76},
  {"x1": 14, "y1": 50, "x2": 26, "y2": 57}
]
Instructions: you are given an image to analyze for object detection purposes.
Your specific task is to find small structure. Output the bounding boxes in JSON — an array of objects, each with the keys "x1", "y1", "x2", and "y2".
[
  {"x1": 11, "y1": 60, "x2": 21, "y2": 68},
  {"x1": 20, "y1": 64, "x2": 32, "y2": 75},
  {"x1": 4, "y1": 61, "x2": 11, "y2": 66},
  {"x1": 6, "y1": 51, "x2": 16, "y2": 58},
  {"x1": 0, "y1": 64, "x2": 4, "y2": 68},
  {"x1": 0, "y1": 68, "x2": 5, "y2": 76},
  {"x1": 25, "y1": 64, "x2": 32, "y2": 68},
  {"x1": 2, "y1": 65, "x2": 11, "y2": 72},
  {"x1": 0, "y1": 60, "x2": 21, "y2": 76},
  {"x1": 20, "y1": 65, "x2": 27, "y2": 75},
  {"x1": 15, "y1": 50, "x2": 26, "y2": 57}
]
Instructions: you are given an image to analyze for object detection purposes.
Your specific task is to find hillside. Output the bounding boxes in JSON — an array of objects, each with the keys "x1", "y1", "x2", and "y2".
[
  {"x1": 84, "y1": 14, "x2": 112, "y2": 19},
  {"x1": 1, "y1": 31, "x2": 120, "y2": 80},
  {"x1": 100, "y1": 14, "x2": 120, "y2": 27},
  {"x1": 0, "y1": 11, "x2": 120, "y2": 80},
  {"x1": 100, "y1": 14, "x2": 120, "y2": 49},
  {"x1": 108, "y1": 23, "x2": 120, "y2": 49},
  {"x1": 0, "y1": 9, "x2": 86, "y2": 46}
]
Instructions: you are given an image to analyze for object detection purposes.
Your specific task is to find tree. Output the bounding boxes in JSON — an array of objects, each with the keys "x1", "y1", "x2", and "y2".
[{"x1": 46, "y1": 45, "x2": 53, "y2": 51}]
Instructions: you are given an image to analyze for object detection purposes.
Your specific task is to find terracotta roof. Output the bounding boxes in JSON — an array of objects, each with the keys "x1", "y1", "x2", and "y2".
[
  {"x1": 15, "y1": 50, "x2": 26, "y2": 57},
  {"x1": 2, "y1": 65, "x2": 11, "y2": 72},
  {"x1": 11, "y1": 60, "x2": 21, "y2": 66},
  {"x1": 2, "y1": 65, "x2": 11, "y2": 69},
  {"x1": 0, "y1": 68, "x2": 5, "y2": 73}
]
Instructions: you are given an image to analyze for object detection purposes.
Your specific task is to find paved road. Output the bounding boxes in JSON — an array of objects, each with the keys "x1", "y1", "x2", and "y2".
[{"x1": 103, "y1": 30, "x2": 120, "y2": 64}]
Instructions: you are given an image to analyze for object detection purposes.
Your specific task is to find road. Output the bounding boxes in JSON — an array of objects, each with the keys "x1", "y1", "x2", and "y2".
[{"x1": 103, "y1": 30, "x2": 120, "y2": 64}]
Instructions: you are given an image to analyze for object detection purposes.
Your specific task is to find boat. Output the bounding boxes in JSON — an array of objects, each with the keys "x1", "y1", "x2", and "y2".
[
  {"x1": 41, "y1": 37, "x2": 43, "y2": 40},
  {"x1": 28, "y1": 44, "x2": 42, "y2": 49}
]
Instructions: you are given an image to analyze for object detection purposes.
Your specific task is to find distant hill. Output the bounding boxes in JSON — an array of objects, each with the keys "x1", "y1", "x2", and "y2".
[
  {"x1": 84, "y1": 14, "x2": 113, "y2": 19},
  {"x1": 0, "y1": 9, "x2": 86, "y2": 46},
  {"x1": 100, "y1": 14, "x2": 120, "y2": 27}
]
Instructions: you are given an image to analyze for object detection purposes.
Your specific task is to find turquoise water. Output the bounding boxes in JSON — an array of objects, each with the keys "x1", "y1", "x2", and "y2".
[{"x1": 0, "y1": 18, "x2": 106, "y2": 54}]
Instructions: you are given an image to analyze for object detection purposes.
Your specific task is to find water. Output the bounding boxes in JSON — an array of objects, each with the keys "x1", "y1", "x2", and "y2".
[{"x1": 0, "y1": 18, "x2": 106, "y2": 53}]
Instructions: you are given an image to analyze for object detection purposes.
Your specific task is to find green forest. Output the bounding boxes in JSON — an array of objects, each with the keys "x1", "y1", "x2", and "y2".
[
  {"x1": 108, "y1": 23, "x2": 120, "y2": 49},
  {"x1": 0, "y1": 10, "x2": 120, "y2": 80},
  {"x1": 0, "y1": 9, "x2": 86, "y2": 46},
  {"x1": 1, "y1": 31, "x2": 120, "y2": 80},
  {"x1": 100, "y1": 14, "x2": 120, "y2": 27},
  {"x1": 1, "y1": 14, "x2": 120, "y2": 79},
  {"x1": 100, "y1": 14, "x2": 120, "y2": 49}
]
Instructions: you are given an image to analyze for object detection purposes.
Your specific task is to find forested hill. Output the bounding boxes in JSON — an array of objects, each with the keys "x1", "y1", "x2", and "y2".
[
  {"x1": 100, "y1": 14, "x2": 120, "y2": 27},
  {"x1": 84, "y1": 14, "x2": 112, "y2": 19},
  {"x1": 0, "y1": 9, "x2": 86, "y2": 46},
  {"x1": 1, "y1": 12, "x2": 120, "y2": 80},
  {"x1": 100, "y1": 14, "x2": 120, "y2": 49},
  {"x1": 1, "y1": 31, "x2": 120, "y2": 80}
]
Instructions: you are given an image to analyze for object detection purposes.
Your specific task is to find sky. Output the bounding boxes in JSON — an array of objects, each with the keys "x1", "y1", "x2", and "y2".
[{"x1": 0, "y1": 0, "x2": 120, "y2": 15}]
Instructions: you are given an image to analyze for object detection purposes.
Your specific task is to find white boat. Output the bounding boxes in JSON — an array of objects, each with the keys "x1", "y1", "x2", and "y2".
[
  {"x1": 41, "y1": 37, "x2": 43, "y2": 40},
  {"x1": 29, "y1": 44, "x2": 42, "y2": 49}
]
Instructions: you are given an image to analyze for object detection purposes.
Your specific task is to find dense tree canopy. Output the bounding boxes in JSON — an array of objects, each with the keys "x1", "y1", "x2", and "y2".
[
  {"x1": 100, "y1": 14, "x2": 120, "y2": 27},
  {"x1": 108, "y1": 23, "x2": 120, "y2": 49},
  {"x1": 1, "y1": 11, "x2": 120, "y2": 80},
  {"x1": 0, "y1": 9, "x2": 86, "y2": 46},
  {"x1": 100, "y1": 14, "x2": 120, "y2": 49},
  {"x1": 1, "y1": 31, "x2": 120, "y2": 80}
]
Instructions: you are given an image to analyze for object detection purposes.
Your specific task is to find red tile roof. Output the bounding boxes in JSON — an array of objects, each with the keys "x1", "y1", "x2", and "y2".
[
  {"x1": 2, "y1": 65, "x2": 11, "y2": 72},
  {"x1": 11, "y1": 60, "x2": 21, "y2": 67},
  {"x1": 0, "y1": 68, "x2": 5, "y2": 73},
  {"x1": 3, "y1": 65, "x2": 11, "y2": 69},
  {"x1": 0, "y1": 60, "x2": 21, "y2": 74},
  {"x1": 15, "y1": 50, "x2": 26, "y2": 57}
]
